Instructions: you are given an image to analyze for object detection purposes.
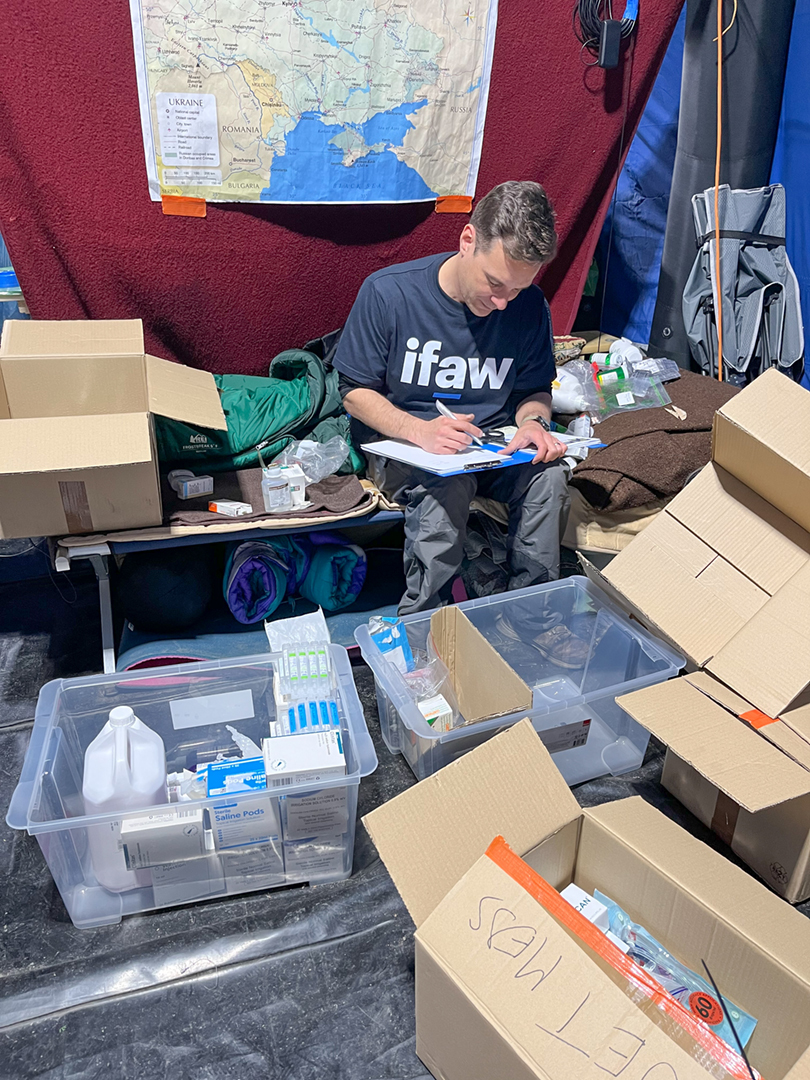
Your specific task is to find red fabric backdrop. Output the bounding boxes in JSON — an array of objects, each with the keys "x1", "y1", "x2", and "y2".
[{"x1": 0, "y1": 1, "x2": 683, "y2": 375}]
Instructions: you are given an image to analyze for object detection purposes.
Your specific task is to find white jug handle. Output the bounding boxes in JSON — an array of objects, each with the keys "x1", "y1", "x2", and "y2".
[{"x1": 113, "y1": 725, "x2": 132, "y2": 786}]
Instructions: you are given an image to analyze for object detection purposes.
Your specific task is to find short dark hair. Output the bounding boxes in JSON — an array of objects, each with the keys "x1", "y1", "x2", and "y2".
[{"x1": 470, "y1": 181, "x2": 557, "y2": 265}]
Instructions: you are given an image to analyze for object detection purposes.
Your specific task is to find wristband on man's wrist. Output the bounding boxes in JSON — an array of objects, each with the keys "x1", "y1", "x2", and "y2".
[{"x1": 520, "y1": 414, "x2": 551, "y2": 432}]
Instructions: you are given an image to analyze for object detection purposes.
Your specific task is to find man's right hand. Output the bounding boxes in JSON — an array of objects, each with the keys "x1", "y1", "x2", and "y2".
[{"x1": 414, "y1": 414, "x2": 483, "y2": 455}]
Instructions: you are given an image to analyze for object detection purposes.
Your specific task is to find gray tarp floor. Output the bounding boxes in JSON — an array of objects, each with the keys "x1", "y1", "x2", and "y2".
[{"x1": 1, "y1": 572, "x2": 808, "y2": 1080}]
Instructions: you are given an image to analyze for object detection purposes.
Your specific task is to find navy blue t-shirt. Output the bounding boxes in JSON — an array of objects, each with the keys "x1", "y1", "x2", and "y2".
[{"x1": 333, "y1": 252, "x2": 555, "y2": 436}]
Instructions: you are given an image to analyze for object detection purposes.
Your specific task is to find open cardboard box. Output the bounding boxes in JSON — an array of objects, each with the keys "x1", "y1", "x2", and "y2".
[
  {"x1": 365, "y1": 720, "x2": 810, "y2": 1080},
  {"x1": 579, "y1": 368, "x2": 810, "y2": 901},
  {"x1": 0, "y1": 319, "x2": 226, "y2": 538}
]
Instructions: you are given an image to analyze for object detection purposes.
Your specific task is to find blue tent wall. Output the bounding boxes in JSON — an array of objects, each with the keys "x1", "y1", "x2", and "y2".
[
  {"x1": 596, "y1": 8, "x2": 685, "y2": 343},
  {"x1": 0, "y1": 233, "x2": 27, "y2": 338},
  {"x1": 771, "y1": 0, "x2": 810, "y2": 391}
]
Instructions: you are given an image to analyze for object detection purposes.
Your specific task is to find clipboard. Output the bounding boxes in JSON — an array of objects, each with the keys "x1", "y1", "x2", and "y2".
[{"x1": 361, "y1": 439, "x2": 540, "y2": 476}]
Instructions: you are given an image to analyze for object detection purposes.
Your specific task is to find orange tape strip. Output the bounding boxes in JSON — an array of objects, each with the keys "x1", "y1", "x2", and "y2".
[
  {"x1": 485, "y1": 836, "x2": 756, "y2": 1080},
  {"x1": 435, "y1": 195, "x2": 473, "y2": 213},
  {"x1": 741, "y1": 709, "x2": 778, "y2": 730},
  {"x1": 161, "y1": 195, "x2": 207, "y2": 218}
]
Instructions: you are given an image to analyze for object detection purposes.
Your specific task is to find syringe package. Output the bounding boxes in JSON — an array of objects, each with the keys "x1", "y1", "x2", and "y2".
[{"x1": 273, "y1": 641, "x2": 340, "y2": 734}]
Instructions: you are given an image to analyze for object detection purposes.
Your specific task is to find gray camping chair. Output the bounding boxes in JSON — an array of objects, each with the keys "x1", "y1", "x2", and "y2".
[{"x1": 683, "y1": 183, "x2": 804, "y2": 386}]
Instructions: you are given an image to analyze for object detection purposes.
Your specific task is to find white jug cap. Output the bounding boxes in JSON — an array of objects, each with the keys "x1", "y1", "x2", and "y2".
[{"x1": 109, "y1": 706, "x2": 136, "y2": 727}]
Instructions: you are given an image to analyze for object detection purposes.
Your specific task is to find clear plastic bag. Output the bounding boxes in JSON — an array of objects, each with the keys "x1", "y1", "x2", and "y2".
[
  {"x1": 272, "y1": 436, "x2": 350, "y2": 484},
  {"x1": 630, "y1": 356, "x2": 682, "y2": 383},
  {"x1": 594, "y1": 890, "x2": 757, "y2": 1052},
  {"x1": 404, "y1": 646, "x2": 461, "y2": 731},
  {"x1": 551, "y1": 364, "x2": 591, "y2": 412},
  {"x1": 556, "y1": 359, "x2": 672, "y2": 421},
  {"x1": 594, "y1": 372, "x2": 671, "y2": 418},
  {"x1": 402, "y1": 650, "x2": 449, "y2": 699},
  {"x1": 265, "y1": 607, "x2": 330, "y2": 651}
]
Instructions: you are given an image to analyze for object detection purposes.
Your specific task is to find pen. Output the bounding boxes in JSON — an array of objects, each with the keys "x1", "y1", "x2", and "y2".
[{"x1": 435, "y1": 399, "x2": 484, "y2": 446}]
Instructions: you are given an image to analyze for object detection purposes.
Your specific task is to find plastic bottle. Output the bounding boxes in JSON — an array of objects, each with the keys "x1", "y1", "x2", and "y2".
[
  {"x1": 551, "y1": 367, "x2": 590, "y2": 413},
  {"x1": 82, "y1": 706, "x2": 169, "y2": 893},
  {"x1": 608, "y1": 337, "x2": 644, "y2": 365},
  {"x1": 279, "y1": 463, "x2": 307, "y2": 508},
  {"x1": 262, "y1": 466, "x2": 292, "y2": 513},
  {"x1": 167, "y1": 469, "x2": 214, "y2": 499},
  {"x1": 596, "y1": 363, "x2": 629, "y2": 386}
]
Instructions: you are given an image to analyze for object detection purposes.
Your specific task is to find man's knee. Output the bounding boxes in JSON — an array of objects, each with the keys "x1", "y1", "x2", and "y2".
[
  {"x1": 524, "y1": 461, "x2": 569, "y2": 502},
  {"x1": 407, "y1": 472, "x2": 476, "y2": 517}
]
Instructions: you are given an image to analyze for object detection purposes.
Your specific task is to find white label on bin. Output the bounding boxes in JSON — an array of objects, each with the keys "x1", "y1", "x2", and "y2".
[
  {"x1": 284, "y1": 789, "x2": 349, "y2": 841},
  {"x1": 221, "y1": 842, "x2": 285, "y2": 893},
  {"x1": 538, "y1": 718, "x2": 591, "y2": 755},
  {"x1": 151, "y1": 856, "x2": 225, "y2": 906},
  {"x1": 170, "y1": 689, "x2": 255, "y2": 730}
]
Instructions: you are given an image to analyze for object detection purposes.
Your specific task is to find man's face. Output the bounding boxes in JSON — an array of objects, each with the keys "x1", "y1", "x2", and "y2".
[{"x1": 456, "y1": 224, "x2": 542, "y2": 317}]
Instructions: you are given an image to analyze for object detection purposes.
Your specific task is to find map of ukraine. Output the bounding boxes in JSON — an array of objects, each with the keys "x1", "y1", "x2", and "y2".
[{"x1": 131, "y1": 0, "x2": 498, "y2": 203}]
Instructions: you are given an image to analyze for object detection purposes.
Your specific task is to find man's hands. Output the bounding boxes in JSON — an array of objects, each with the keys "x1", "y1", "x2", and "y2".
[
  {"x1": 414, "y1": 413, "x2": 483, "y2": 455},
  {"x1": 499, "y1": 419, "x2": 566, "y2": 464},
  {"x1": 343, "y1": 388, "x2": 484, "y2": 455}
]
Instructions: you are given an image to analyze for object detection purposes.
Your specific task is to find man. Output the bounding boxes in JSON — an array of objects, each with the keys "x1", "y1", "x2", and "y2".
[{"x1": 334, "y1": 181, "x2": 576, "y2": 655}]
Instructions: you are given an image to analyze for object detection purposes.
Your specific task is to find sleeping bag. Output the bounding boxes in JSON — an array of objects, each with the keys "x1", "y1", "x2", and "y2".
[
  {"x1": 297, "y1": 533, "x2": 368, "y2": 612},
  {"x1": 223, "y1": 532, "x2": 367, "y2": 624},
  {"x1": 156, "y1": 349, "x2": 364, "y2": 474},
  {"x1": 223, "y1": 541, "x2": 295, "y2": 625}
]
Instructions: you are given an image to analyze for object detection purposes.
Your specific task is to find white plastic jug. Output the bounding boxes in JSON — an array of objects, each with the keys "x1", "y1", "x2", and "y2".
[{"x1": 82, "y1": 706, "x2": 168, "y2": 893}]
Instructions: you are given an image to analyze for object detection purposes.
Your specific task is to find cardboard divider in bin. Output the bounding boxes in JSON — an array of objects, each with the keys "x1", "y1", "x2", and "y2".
[
  {"x1": 585, "y1": 369, "x2": 810, "y2": 902},
  {"x1": 429, "y1": 605, "x2": 533, "y2": 725},
  {"x1": 364, "y1": 720, "x2": 810, "y2": 1080},
  {"x1": 357, "y1": 578, "x2": 684, "y2": 787}
]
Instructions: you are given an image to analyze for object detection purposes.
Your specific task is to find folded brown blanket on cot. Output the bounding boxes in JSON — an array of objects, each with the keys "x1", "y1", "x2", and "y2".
[{"x1": 570, "y1": 369, "x2": 739, "y2": 512}]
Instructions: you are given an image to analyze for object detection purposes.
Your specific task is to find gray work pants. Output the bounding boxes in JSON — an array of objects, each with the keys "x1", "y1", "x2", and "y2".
[{"x1": 370, "y1": 457, "x2": 571, "y2": 615}]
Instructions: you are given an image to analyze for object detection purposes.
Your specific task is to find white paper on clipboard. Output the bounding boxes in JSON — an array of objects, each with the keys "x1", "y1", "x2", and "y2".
[
  {"x1": 361, "y1": 436, "x2": 601, "y2": 476},
  {"x1": 361, "y1": 439, "x2": 529, "y2": 475}
]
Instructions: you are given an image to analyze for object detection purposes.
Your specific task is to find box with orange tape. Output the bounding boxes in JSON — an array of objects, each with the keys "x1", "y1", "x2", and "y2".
[{"x1": 365, "y1": 720, "x2": 810, "y2": 1080}]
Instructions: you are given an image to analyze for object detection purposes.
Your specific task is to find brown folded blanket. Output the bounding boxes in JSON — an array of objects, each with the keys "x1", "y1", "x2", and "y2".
[
  {"x1": 570, "y1": 370, "x2": 739, "y2": 512},
  {"x1": 163, "y1": 470, "x2": 369, "y2": 526}
]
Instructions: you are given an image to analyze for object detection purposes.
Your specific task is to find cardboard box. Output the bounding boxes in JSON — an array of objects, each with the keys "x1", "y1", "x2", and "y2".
[
  {"x1": 364, "y1": 720, "x2": 810, "y2": 1080},
  {"x1": 580, "y1": 369, "x2": 810, "y2": 901},
  {"x1": 0, "y1": 319, "x2": 226, "y2": 538}
]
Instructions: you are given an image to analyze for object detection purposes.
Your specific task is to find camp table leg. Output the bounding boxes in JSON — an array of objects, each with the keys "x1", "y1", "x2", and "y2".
[{"x1": 53, "y1": 542, "x2": 116, "y2": 674}]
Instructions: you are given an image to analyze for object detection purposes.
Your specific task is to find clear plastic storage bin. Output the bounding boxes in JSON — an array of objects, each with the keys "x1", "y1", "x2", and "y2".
[
  {"x1": 355, "y1": 578, "x2": 683, "y2": 785},
  {"x1": 6, "y1": 647, "x2": 377, "y2": 928}
]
